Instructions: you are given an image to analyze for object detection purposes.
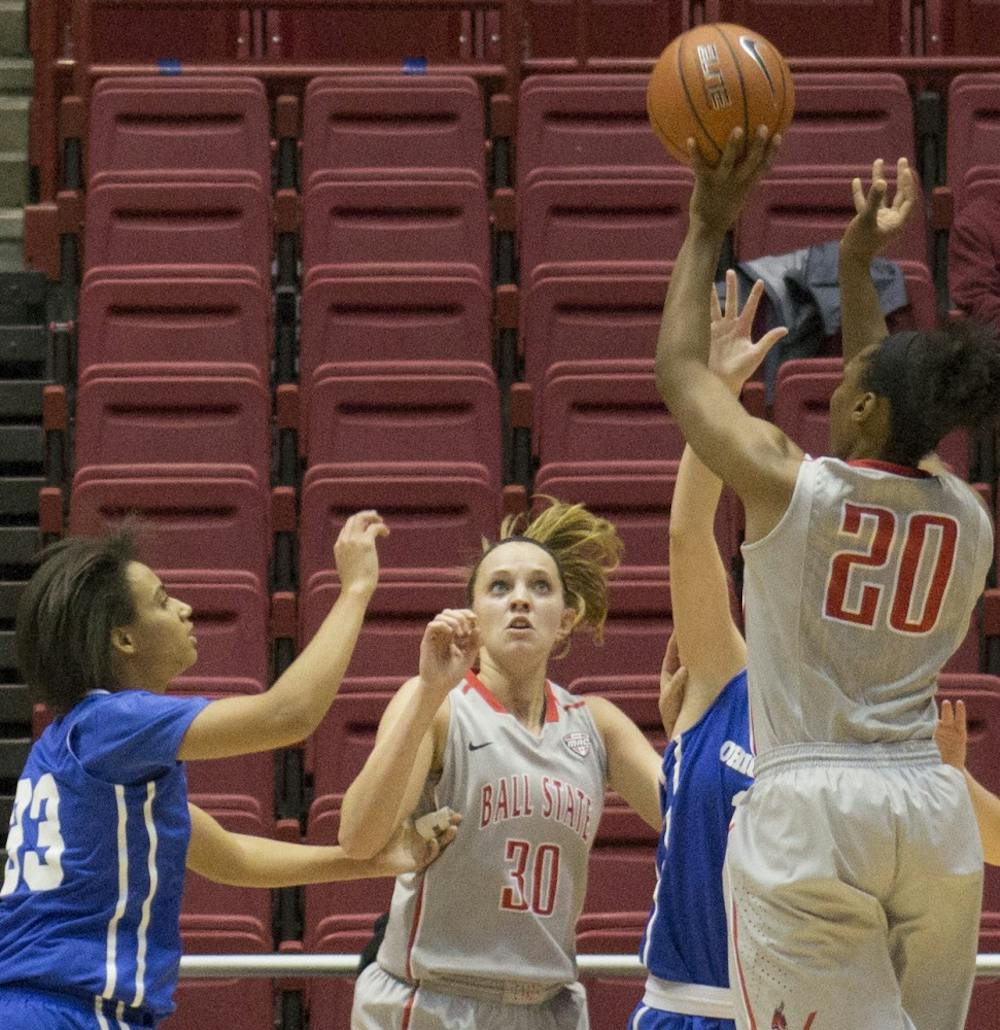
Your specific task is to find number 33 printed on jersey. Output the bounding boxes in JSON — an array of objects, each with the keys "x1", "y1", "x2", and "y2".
[
  {"x1": 824, "y1": 503, "x2": 959, "y2": 634},
  {"x1": 1, "y1": 774, "x2": 65, "y2": 895}
]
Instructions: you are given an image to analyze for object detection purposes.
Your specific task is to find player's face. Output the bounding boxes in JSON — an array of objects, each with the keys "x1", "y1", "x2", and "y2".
[
  {"x1": 828, "y1": 345, "x2": 876, "y2": 458},
  {"x1": 472, "y1": 542, "x2": 576, "y2": 666},
  {"x1": 116, "y1": 562, "x2": 197, "y2": 690}
]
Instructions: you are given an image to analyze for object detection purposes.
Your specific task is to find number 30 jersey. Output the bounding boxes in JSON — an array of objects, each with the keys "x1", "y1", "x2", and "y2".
[
  {"x1": 377, "y1": 672, "x2": 607, "y2": 1003},
  {"x1": 742, "y1": 457, "x2": 993, "y2": 753},
  {"x1": 0, "y1": 689, "x2": 208, "y2": 1021}
]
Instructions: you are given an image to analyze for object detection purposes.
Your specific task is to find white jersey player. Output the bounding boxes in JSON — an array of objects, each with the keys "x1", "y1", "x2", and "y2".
[
  {"x1": 340, "y1": 502, "x2": 669, "y2": 1029},
  {"x1": 655, "y1": 134, "x2": 1000, "y2": 1030}
]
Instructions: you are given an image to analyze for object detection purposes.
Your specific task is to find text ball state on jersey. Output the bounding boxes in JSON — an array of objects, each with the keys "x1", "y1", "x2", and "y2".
[{"x1": 647, "y1": 24, "x2": 795, "y2": 165}]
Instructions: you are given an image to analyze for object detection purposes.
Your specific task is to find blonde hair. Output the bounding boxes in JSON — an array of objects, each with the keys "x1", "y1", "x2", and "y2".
[{"x1": 468, "y1": 497, "x2": 623, "y2": 647}]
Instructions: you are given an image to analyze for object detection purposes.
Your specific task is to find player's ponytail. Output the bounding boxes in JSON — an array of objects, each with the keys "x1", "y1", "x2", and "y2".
[
  {"x1": 864, "y1": 320, "x2": 1000, "y2": 467},
  {"x1": 466, "y1": 498, "x2": 623, "y2": 648}
]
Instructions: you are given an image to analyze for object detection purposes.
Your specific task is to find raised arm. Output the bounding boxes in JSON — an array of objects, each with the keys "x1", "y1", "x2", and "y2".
[
  {"x1": 339, "y1": 609, "x2": 479, "y2": 859},
  {"x1": 186, "y1": 803, "x2": 459, "y2": 887},
  {"x1": 669, "y1": 272, "x2": 785, "y2": 735},
  {"x1": 177, "y1": 511, "x2": 387, "y2": 761},
  {"x1": 839, "y1": 157, "x2": 916, "y2": 365},
  {"x1": 654, "y1": 128, "x2": 803, "y2": 543}
]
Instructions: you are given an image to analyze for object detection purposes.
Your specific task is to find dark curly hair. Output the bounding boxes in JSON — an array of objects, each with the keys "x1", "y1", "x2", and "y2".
[
  {"x1": 16, "y1": 527, "x2": 139, "y2": 713},
  {"x1": 863, "y1": 320, "x2": 1000, "y2": 467}
]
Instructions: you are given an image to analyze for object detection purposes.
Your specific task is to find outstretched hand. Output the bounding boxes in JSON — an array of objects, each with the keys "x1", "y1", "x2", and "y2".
[
  {"x1": 371, "y1": 810, "x2": 462, "y2": 877},
  {"x1": 334, "y1": 510, "x2": 389, "y2": 598},
  {"x1": 842, "y1": 157, "x2": 916, "y2": 260},
  {"x1": 418, "y1": 608, "x2": 480, "y2": 699},
  {"x1": 688, "y1": 125, "x2": 781, "y2": 234},
  {"x1": 709, "y1": 270, "x2": 788, "y2": 394},
  {"x1": 659, "y1": 633, "x2": 688, "y2": 739},
  {"x1": 935, "y1": 699, "x2": 968, "y2": 770}
]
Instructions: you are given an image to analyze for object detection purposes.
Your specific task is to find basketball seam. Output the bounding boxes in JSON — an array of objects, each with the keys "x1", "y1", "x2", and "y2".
[
  {"x1": 676, "y1": 33, "x2": 723, "y2": 162},
  {"x1": 650, "y1": 104, "x2": 695, "y2": 164},
  {"x1": 715, "y1": 25, "x2": 749, "y2": 143}
]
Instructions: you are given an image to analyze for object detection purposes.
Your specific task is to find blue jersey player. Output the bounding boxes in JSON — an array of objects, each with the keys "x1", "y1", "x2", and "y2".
[
  {"x1": 631, "y1": 274, "x2": 785, "y2": 1029},
  {"x1": 0, "y1": 512, "x2": 457, "y2": 1030}
]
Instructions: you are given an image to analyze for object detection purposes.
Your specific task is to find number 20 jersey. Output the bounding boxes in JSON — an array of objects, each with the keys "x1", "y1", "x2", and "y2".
[
  {"x1": 377, "y1": 673, "x2": 608, "y2": 1001},
  {"x1": 742, "y1": 457, "x2": 993, "y2": 753}
]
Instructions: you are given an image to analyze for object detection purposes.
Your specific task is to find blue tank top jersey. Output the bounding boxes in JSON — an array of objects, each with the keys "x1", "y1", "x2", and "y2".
[
  {"x1": 0, "y1": 688, "x2": 209, "y2": 1022},
  {"x1": 639, "y1": 669, "x2": 753, "y2": 988}
]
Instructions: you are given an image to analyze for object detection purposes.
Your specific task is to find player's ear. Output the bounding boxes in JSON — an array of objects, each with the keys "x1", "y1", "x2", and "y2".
[
  {"x1": 557, "y1": 605, "x2": 580, "y2": 641},
  {"x1": 110, "y1": 626, "x2": 135, "y2": 656}
]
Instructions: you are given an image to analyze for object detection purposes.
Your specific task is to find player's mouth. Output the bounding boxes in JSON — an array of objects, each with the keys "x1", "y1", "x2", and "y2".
[{"x1": 506, "y1": 617, "x2": 533, "y2": 632}]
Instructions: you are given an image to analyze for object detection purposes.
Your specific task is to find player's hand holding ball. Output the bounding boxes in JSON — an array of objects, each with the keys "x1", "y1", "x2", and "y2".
[
  {"x1": 374, "y1": 809, "x2": 463, "y2": 877},
  {"x1": 418, "y1": 608, "x2": 480, "y2": 700},
  {"x1": 334, "y1": 510, "x2": 389, "y2": 599},
  {"x1": 647, "y1": 23, "x2": 792, "y2": 230}
]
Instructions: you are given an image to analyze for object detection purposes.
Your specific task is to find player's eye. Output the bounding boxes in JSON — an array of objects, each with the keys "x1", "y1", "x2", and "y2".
[
  {"x1": 532, "y1": 579, "x2": 551, "y2": 593},
  {"x1": 489, "y1": 579, "x2": 509, "y2": 594}
]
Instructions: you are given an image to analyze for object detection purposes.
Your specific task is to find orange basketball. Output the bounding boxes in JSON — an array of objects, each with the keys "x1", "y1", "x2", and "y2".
[{"x1": 647, "y1": 23, "x2": 794, "y2": 167}]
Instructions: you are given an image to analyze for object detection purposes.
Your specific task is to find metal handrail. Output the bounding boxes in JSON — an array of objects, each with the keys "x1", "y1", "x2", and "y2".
[{"x1": 178, "y1": 953, "x2": 1000, "y2": 978}]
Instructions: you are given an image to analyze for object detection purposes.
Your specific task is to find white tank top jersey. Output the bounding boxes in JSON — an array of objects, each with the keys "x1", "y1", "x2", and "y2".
[
  {"x1": 377, "y1": 672, "x2": 608, "y2": 1004},
  {"x1": 742, "y1": 457, "x2": 993, "y2": 754}
]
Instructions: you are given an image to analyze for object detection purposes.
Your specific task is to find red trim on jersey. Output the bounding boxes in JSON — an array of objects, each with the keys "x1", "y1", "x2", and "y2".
[
  {"x1": 462, "y1": 671, "x2": 506, "y2": 712},
  {"x1": 544, "y1": 682, "x2": 559, "y2": 722},
  {"x1": 400, "y1": 988, "x2": 417, "y2": 1030},
  {"x1": 731, "y1": 901, "x2": 758, "y2": 1030},
  {"x1": 462, "y1": 672, "x2": 561, "y2": 722},
  {"x1": 404, "y1": 873, "x2": 428, "y2": 982},
  {"x1": 562, "y1": 700, "x2": 587, "y2": 711},
  {"x1": 802, "y1": 1013, "x2": 817, "y2": 1030},
  {"x1": 847, "y1": 459, "x2": 930, "y2": 478}
]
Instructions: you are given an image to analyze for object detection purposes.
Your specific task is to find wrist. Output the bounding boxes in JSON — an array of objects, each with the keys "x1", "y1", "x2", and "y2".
[
  {"x1": 839, "y1": 239, "x2": 876, "y2": 265},
  {"x1": 339, "y1": 580, "x2": 376, "y2": 602}
]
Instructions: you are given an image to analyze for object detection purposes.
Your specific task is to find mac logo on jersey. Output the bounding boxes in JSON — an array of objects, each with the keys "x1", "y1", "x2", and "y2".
[
  {"x1": 739, "y1": 35, "x2": 777, "y2": 97},
  {"x1": 562, "y1": 732, "x2": 592, "y2": 758}
]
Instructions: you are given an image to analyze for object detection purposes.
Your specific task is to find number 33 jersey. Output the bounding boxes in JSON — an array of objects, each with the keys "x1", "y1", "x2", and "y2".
[
  {"x1": 377, "y1": 672, "x2": 608, "y2": 1002},
  {"x1": 742, "y1": 457, "x2": 993, "y2": 753},
  {"x1": 0, "y1": 689, "x2": 208, "y2": 1021}
]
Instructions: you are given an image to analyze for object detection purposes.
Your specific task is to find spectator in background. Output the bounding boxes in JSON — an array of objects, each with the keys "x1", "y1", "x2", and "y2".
[{"x1": 948, "y1": 193, "x2": 1000, "y2": 329}]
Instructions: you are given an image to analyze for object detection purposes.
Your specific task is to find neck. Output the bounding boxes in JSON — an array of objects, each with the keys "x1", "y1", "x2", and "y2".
[{"x1": 476, "y1": 653, "x2": 548, "y2": 727}]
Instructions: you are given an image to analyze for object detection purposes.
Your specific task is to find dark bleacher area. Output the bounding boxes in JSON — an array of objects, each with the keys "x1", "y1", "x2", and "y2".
[{"x1": 5, "y1": 2, "x2": 1000, "y2": 1027}]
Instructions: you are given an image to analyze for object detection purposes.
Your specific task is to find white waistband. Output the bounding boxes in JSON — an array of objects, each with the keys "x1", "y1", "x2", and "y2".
[{"x1": 642, "y1": 975, "x2": 735, "y2": 1019}]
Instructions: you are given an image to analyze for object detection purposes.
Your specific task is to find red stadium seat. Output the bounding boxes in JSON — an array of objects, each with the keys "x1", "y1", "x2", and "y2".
[
  {"x1": 772, "y1": 358, "x2": 969, "y2": 478},
  {"x1": 305, "y1": 915, "x2": 381, "y2": 1030},
  {"x1": 737, "y1": 173, "x2": 927, "y2": 266},
  {"x1": 704, "y1": 0, "x2": 911, "y2": 56},
  {"x1": 945, "y1": 75, "x2": 1000, "y2": 216},
  {"x1": 521, "y1": 264, "x2": 671, "y2": 391},
  {"x1": 926, "y1": 0, "x2": 1000, "y2": 56},
  {"x1": 299, "y1": 464, "x2": 499, "y2": 584},
  {"x1": 261, "y1": 3, "x2": 475, "y2": 62},
  {"x1": 158, "y1": 570, "x2": 269, "y2": 686},
  {"x1": 576, "y1": 914, "x2": 648, "y2": 1030},
  {"x1": 516, "y1": 75, "x2": 677, "y2": 185},
  {"x1": 181, "y1": 796, "x2": 273, "y2": 926},
  {"x1": 303, "y1": 363, "x2": 501, "y2": 487},
  {"x1": 300, "y1": 270, "x2": 492, "y2": 387},
  {"x1": 299, "y1": 574, "x2": 465, "y2": 683},
  {"x1": 307, "y1": 680, "x2": 395, "y2": 806},
  {"x1": 772, "y1": 73, "x2": 915, "y2": 177},
  {"x1": 75, "y1": 371, "x2": 270, "y2": 478},
  {"x1": 70, "y1": 465, "x2": 271, "y2": 587},
  {"x1": 83, "y1": 176, "x2": 271, "y2": 277},
  {"x1": 305, "y1": 798, "x2": 397, "y2": 927},
  {"x1": 302, "y1": 74, "x2": 486, "y2": 188},
  {"x1": 88, "y1": 76, "x2": 270, "y2": 185},
  {"x1": 164, "y1": 919, "x2": 273, "y2": 1030},
  {"x1": 536, "y1": 360, "x2": 685, "y2": 466},
  {"x1": 967, "y1": 926, "x2": 1000, "y2": 1030},
  {"x1": 543, "y1": 574, "x2": 672, "y2": 686},
  {"x1": 519, "y1": 172, "x2": 692, "y2": 285},
  {"x1": 533, "y1": 461, "x2": 679, "y2": 577},
  {"x1": 302, "y1": 176, "x2": 489, "y2": 280},
  {"x1": 523, "y1": 0, "x2": 680, "y2": 63},
  {"x1": 182, "y1": 746, "x2": 274, "y2": 816},
  {"x1": 77, "y1": 269, "x2": 270, "y2": 379}
]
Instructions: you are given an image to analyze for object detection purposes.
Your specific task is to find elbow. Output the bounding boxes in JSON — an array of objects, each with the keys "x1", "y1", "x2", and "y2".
[
  {"x1": 337, "y1": 805, "x2": 382, "y2": 861},
  {"x1": 654, "y1": 359, "x2": 678, "y2": 410}
]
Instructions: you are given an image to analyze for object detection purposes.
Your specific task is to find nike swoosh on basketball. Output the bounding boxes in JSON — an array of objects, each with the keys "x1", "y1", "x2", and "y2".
[{"x1": 469, "y1": 741, "x2": 493, "y2": 751}]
